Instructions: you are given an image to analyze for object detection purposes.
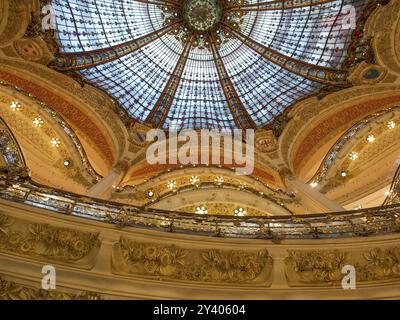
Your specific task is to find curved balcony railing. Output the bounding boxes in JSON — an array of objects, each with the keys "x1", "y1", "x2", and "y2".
[{"x1": 1, "y1": 177, "x2": 400, "y2": 240}]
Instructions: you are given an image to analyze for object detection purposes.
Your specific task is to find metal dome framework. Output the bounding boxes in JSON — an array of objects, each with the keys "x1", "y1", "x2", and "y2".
[{"x1": 51, "y1": 0, "x2": 367, "y2": 129}]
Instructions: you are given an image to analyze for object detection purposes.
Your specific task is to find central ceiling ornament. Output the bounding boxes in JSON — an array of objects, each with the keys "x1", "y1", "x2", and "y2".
[
  {"x1": 162, "y1": 0, "x2": 247, "y2": 49},
  {"x1": 184, "y1": 0, "x2": 221, "y2": 31}
]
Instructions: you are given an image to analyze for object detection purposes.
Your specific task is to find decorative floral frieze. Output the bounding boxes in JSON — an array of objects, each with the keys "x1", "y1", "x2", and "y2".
[
  {"x1": 285, "y1": 246, "x2": 400, "y2": 285},
  {"x1": 357, "y1": 247, "x2": 400, "y2": 281},
  {"x1": 0, "y1": 276, "x2": 102, "y2": 300},
  {"x1": 0, "y1": 213, "x2": 100, "y2": 262},
  {"x1": 112, "y1": 237, "x2": 272, "y2": 284},
  {"x1": 285, "y1": 250, "x2": 348, "y2": 285}
]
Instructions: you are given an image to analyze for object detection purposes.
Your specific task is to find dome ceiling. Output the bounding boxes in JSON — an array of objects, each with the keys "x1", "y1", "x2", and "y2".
[{"x1": 51, "y1": 0, "x2": 366, "y2": 129}]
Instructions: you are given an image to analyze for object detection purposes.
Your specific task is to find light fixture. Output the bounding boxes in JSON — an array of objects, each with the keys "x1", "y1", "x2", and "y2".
[
  {"x1": 340, "y1": 171, "x2": 347, "y2": 177},
  {"x1": 167, "y1": 180, "x2": 176, "y2": 190},
  {"x1": 190, "y1": 175, "x2": 200, "y2": 186},
  {"x1": 195, "y1": 206, "x2": 208, "y2": 215},
  {"x1": 354, "y1": 205, "x2": 362, "y2": 210},
  {"x1": 214, "y1": 176, "x2": 224, "y2": 186},
  {"x1": 147, "y1": 190, "x2": 154, "y2": 198},
  {"x1": 33, "y1": 117, "x2": 44, "y2": 127},
  {"x1": 10, "y1": 101, "x2": 21, "y2": 111},
  {"x1": 348, "y1": 151, "x2": 358, "y2": 161},
  {"x1": 160, "y1": 217, "x2": 171, "y2": 227},
  {"x1": 63, "y1": 159, "x2": 71, "y2": 167},
  {"x1": 50, "y1": 138, "x2": 61, "y2": 147},
  {"x1": 234, "y1": 207, "x2": 246, "y2": 217},
  {"x1": 385, "y1": 189, "x2": 393, "y2": 196},
  {"x1": 310, "y1": 182, "x2": 318, "y2": 188},
  {"x1": 239, "y1": 182, "x2": 247, "y2": 190},
  {"x1": 366, "y1": 134, "x2": 375, "y2": 143},
  {"x1": 387, "y1": 120, "x2": 396, "y2": 129}
]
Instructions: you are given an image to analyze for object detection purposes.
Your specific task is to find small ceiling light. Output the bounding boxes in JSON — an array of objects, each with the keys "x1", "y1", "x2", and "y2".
[
  {"x1": 340, "y1": 171, "x2": 347, "y2": 177},
  {"x1": 33, "y1": 117, "x2": 44, "y2": 127},
  {"x1": 310, "y1": 182, "x2": 318, "y2": 188},
  {"x1": 387, "y1": 120, "x2": 396, "y2": 129},
  {"x1": 366, "y1": 134, "x2": 375, "y2": 143},
  {"x1": 214, "y1": 176, "x2": 224, "y2": 186},
  {"x1": 190, "y1": 175, "x2": 200, "y2": 186},
  {"x1": 50, "y1": 138, "x2": 61, "y2": 147},
  {"x1": 195, "y1": 206, "x2": 208, "y2": 215},
  {"x1": 160, "y1": 217, "x2": 171, "y2": 227},
  {"x1": 348, "y1": 151, "x2": 358, "y2": 161},
  {"x1": 167, "y1": 180, "x2": 176, "y2": 190},
  {"x1": 385, "y1": 189, "x2": 393, "y2": 196},
  {"x1": 234, "y1": 207, "x2": 246, "y2": 216},
  {"x1": 354, "y1": 205, "x2": 362, "y2": 210},
  {"x1": 10, "y1": 101, "x2": 21, "y2": 111},
  {"x1": 239, "y1": 182, "x2": 247, "y2": 190},
  {"x1": 63, "y1": 159, "x2": 71, "y2": 167},
  {"x1": 147, "y1": 190, "x2": 154, "y2": 198}
]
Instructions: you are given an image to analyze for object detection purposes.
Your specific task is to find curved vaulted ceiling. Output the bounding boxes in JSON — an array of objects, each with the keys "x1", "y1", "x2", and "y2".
[{"x1": 51, "y1": 0, "x2": 367, "y2": 130}]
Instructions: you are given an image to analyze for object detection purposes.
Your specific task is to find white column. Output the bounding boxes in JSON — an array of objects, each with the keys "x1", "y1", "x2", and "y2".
[
  {"x1": 285, "y1": 176, "x2": 344, "y2": 213},
  {"x1": 87, "y1": 160, "x2": 128, "y2": 199}
]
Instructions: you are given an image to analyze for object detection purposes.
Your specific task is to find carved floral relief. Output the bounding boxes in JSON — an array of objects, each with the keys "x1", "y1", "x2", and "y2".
[{"x1": 112, "y1": 237, "x2": 273, "y2": 284}]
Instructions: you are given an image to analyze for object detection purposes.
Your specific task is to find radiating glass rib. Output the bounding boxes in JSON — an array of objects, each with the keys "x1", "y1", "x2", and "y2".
[{"x1": 164, "y1": 47, "x2": 237, "y2": 130}]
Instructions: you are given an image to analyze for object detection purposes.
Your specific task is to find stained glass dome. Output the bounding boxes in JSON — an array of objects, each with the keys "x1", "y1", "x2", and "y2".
[{"x1": 51, "y1": 0, "x2": 367, "y2": 130}]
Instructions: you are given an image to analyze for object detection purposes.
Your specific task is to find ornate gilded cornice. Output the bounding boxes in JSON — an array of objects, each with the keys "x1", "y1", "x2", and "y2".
[
  {"x1": 0, "y1": 57, "x2": 128, "y2": 166},
  {"x1": 308, "y1": 106, "x2": 400, "y2": 185},
  {"x1": 0, "y1": 81, "x2": 102, "y2": 184},
  {"x1": 279, "y1": 85, "x2": 400, "y2": 175}
]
